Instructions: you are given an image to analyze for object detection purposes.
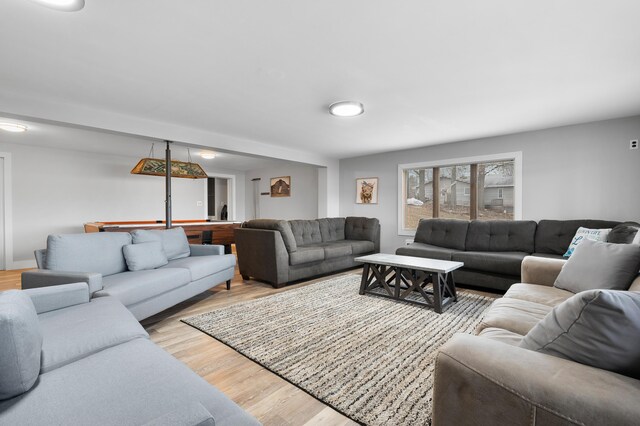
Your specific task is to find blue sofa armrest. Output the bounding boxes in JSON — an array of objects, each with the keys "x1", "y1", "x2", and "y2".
[
  {"x1": 21, "y1": 270, "x2": 103, "y2": 294},
  {"x1": 23, "y1": 282, "x2": 90, "y2": 314},
  {"x1": 142, "y1": 402, "x2": 215, "y2": 426},
  {"x1": 190, "y1": 244, "x2": 224, "y2": 256}
]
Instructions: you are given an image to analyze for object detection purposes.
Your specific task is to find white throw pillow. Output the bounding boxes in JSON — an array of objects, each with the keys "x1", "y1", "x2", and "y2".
[{"x1": 563, "y1": 227, "x2": 611, "y2": 257}]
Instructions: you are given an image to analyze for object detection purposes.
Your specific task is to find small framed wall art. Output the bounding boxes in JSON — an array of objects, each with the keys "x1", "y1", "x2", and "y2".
[
  {"x1": 356, "y1": 177, "x2": 378, "y2": 204},
  {"x1": 270, "y1": 176, "x2": 291, "y2": 197}
]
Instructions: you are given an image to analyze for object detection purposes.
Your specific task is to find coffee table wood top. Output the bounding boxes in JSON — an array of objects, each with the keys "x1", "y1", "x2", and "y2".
[{"x1": 355, "y1": 253, "x2": 463, "y2": 274}]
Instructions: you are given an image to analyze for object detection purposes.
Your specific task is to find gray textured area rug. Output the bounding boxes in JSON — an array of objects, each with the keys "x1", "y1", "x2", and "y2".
[{"x1": 182, "y1": 274, "x2": 493, "y2": 426}]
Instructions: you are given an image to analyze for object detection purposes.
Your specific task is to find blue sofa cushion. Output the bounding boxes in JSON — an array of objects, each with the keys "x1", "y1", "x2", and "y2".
[
  {"x1": 45, "y1": 232, "x2": 131, "y2": 277},
  {"x1": 131, "y1": 228, "x2": 190, "y2": 261},
  {"x1": 318, "y1": 218, "x2": 346, "y2": 242},
  {"x1": 414, "y1": 219, "x2": 469, "y2": 250},
  {"x1": 96, "y1": 268, "x2": 191, "y2": 306},
  {"x1": 0, "y1": 338, "x2": 260, "y2": 426},
  {"x1": 0, "y1": 291, "x2": 42, "y2": 400},
  {"x1": 123, "y1": 242, "x2": 168, "y2": 271},
  {"x1": 161, "y1": 254, "x2": 236, "y2": 281},
  {"x1": 289, "y1": 220, "x2": 323, "y2": 246},
  {"x1": 38, "y1": 296, "x2": 148, "y2": 373}
]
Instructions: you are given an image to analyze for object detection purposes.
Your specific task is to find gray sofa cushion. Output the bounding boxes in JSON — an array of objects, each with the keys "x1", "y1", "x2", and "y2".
[
  {"x1": 396, "y1": 242, "x2": 459, "y2": 261},
  {"x1": 289, "y1": 220, "x2": 323, "y2": 246},
  {"x1": 161, "y1": 254, "x2": 236, "y2": 281},
  {"x1": 317, "y1": 241, "x2": 353, "y2": 259},
  {"x1": 607, "y1": 222, "x2": 640, "y2": 244},
  {"x1": 465, "y1": 220, "x2": 537, "y2": 253},
  {"x1": 348, "y1": 240, "x2": 376, "y2": 255},
  {"x1": 38, "y1": 296, "x2": 148, "y2": 373},
  {"x1": 414, "y1": 219, "x2": 469, "y2": 250},
  {"x1": 534, "y1": 219, "x2": 620, "y2": 255},
  {"x1": 452, "y1": 251, "x2": 528, "y2": 276},
  {"x1": 345, "y1": 217, "x2": 379, "y2": 241},
  {"x1": 521, "y1": 289, "x2": 640, "y2": 379},
  {"x1": 554, "y1": 239, "x2": 640, "y2": 293},
  {"x1": 242, "y1": 219, "x2": 298, "y2": 253},
  {"x1": 0, "y1": 338, "x2": 260, "y2": 426},
  {"x1": 97, "y1": 268, "x2": 191, "y2": 306},
  {"x1": 318, "y1": 218, "x2": 346, "y2": 242},
  {"x1": 131, "y1": 228, "x2": 190, "y2": 261},
  {"x1": 289, "y1": 245, "x2": 325, "y2": 265},
  {"x1": 46, "y1": 232, "x2": 132, "y2": 277},
  {"x1": 123, "y1": 242, "x2": 169, "y2": 271},
  {"x1": 0, "y1": 291, "x2": 42, "y2": 400}
]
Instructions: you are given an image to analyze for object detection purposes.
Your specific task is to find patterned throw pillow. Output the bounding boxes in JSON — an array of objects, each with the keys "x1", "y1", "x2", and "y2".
[{"x1": 563, "y1": 227, "x2": 611, "y2": 257}]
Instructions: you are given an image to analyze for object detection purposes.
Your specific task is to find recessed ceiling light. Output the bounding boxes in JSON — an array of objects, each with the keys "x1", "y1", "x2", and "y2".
[
  {"x1": 329, "y1": 101, "x2": 364, "y2": 117},
  {"x1": 0, "y1": 123, "x2": 28, "y2": 133},
  {"x1": 199, "y1": 151, "x2": 216, "y2": 159},
  {"x1": 30, "y1": 0, "x2": 85, "y2": 12}
]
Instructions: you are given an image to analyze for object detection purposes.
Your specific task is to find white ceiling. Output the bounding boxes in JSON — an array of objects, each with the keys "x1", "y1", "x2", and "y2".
[
  {"x1": 1, "y1": 0, "x2": 639, "y2": 159},
  {"x1": 0, "y1": 118, "x2": 290, "y2": 172}
]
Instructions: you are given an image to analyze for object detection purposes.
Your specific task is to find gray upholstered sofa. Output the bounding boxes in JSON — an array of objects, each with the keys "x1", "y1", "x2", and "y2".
[
  {"x1": 397, "y1": 218, "x2": 621, "y2": 291},
  {"x1": 0, "y1": 283, "x2": 259, "y2": 425},
  {"x1": 235, "y1": 217, "x2": 380, "y2": 287},
  {"x1": 432, "y1": 256, "x2": 640, "y2": 426},
  {"x1": 21, "y1": 228, "x2": 236, "y2": 320}
]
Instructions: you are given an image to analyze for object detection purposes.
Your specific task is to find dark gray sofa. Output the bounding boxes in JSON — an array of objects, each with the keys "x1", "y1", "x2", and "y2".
[
  {"x1": 397, "y1": 218, "x2": 621, "y2": 291},
  {"x1": 0, "y1": 283, "x2": 259, "y2": 425},
  {"x1": 235, "y1": 217, "x2": 380, "y2": 287}
]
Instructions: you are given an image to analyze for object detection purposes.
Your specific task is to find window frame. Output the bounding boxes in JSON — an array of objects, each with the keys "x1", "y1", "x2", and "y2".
[{"x1": 397, "y1": 152, "x2": 523, "y2": 236}]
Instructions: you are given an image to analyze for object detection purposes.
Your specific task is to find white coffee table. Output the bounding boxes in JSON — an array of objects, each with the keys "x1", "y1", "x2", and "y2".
[{"x1": 354, "y1": 253, "x2": 464, "y2": 313}]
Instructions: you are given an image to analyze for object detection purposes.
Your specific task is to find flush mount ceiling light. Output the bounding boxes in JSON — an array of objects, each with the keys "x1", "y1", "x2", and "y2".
[
  {"x1": 329, "y1": 101, "x2": 364, "y2": 117},
  {"x1": 0, "y1": 123, "x2": 28, "y2": 133},
  {"x1": 199, "y1": 151, "x2": 217, "y2": 159},
  {"x1": 30, "y1": 0, "x2": 85, "y2": 12}
]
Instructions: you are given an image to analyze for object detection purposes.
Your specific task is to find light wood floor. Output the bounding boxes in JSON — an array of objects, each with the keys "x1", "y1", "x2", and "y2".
[
  {"x1": 1, "y1": 266, "x2": 498, "y2": 425},
  {"x1": 0, "y1": 267, "x2": 358, "y2": 426}
]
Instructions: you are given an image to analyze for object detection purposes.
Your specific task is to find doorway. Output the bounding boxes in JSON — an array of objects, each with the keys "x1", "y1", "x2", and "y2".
[{"x1": 207, "y1": 177, "x2": 231, "y2": 220}]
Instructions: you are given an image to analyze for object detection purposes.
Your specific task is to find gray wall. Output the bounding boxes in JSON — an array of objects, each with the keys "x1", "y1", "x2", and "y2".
[
  {"x1": 340, "y1": 115, "x2": 640, "y2": 253},
  {"x1": 245, "y1": 163, "x2": 319, "y2": 220},
  {"x1": 0, "y1": 140, "x2": 235, "y2": 265}
]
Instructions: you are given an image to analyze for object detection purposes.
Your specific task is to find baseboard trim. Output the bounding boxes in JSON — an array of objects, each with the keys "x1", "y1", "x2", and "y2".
[{"x1": 8, "y1": 260, "x2": 37, "y2": 270}]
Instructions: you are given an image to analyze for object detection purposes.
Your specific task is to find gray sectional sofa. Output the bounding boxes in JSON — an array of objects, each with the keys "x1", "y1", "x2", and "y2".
[
  {"x1": 0, "y1": 283, "x2": 259, "y2": 425},
  {"x1": 235, "y1": 217, "x2": 380, "y2": 287},
  {"x1": 21, "y1": 228, "x2": 236, "y2": 320},
  {"x1": 397, "y1": 218, "x2": 621, "y2": 291}
]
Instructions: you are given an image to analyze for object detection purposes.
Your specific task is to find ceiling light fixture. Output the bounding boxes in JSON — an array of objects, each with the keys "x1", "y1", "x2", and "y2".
[
  {"x1": 329, "y1": 101, "x2": 364, "y2": 117},
  {"x1": 0, "y1": 123, "x2": 28, "y2": 133},
  {"x1": 199, "y1": 151, "x2": 217, "y2": 159},
  {"x1": 30, "y1": 0, "x2": 85, "y2": 12}
]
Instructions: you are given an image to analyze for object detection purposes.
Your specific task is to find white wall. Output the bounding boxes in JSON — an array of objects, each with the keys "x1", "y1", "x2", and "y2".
[
  {"x1": 0, "y1": 140, "x2": 212, "y2": 266},
  {"x1": 245, "y1": 163, "x2": 319, "y2": 220},
  {"x1": 340, "y1": 115, "x2": 640, "y2": 253}
]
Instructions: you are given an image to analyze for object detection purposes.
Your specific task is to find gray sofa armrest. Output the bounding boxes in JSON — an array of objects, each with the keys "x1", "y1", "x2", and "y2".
[
  {"x1": 21, "y1": 270, "x2": 103, "y2": 294},
  {"x1": 23, "y1": 282, "x2": 90, "y2": 314},
  {"x1": 433, "y1": 334, "x2": 640, "y2": 426},
  {"x1": 189, "y1": 244, "x2": 224, "y2": 256},
  {"x1": 234, "y1": 228, "x2": 289, "y2": 286},
  {"x1": 142, "y1": 402, "x2": 215, "y2": 426},
  {"x1": 520, "y1": 256, "x2": 565, "y2": 287}
]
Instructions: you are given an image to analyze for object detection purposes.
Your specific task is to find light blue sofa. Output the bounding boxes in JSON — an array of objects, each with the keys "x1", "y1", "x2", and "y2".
[
  {"x1": 21, "y1": 228, "x2": 236, "y2": 320},
  {"x1": 0, "y1": 283, "x2": 259, "y2": 425}
]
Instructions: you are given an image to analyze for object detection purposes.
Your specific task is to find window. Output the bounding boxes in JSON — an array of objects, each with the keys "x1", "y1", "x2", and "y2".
[{"x1": 398, "y1": 153, "x2": 521, "y2": 234}]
